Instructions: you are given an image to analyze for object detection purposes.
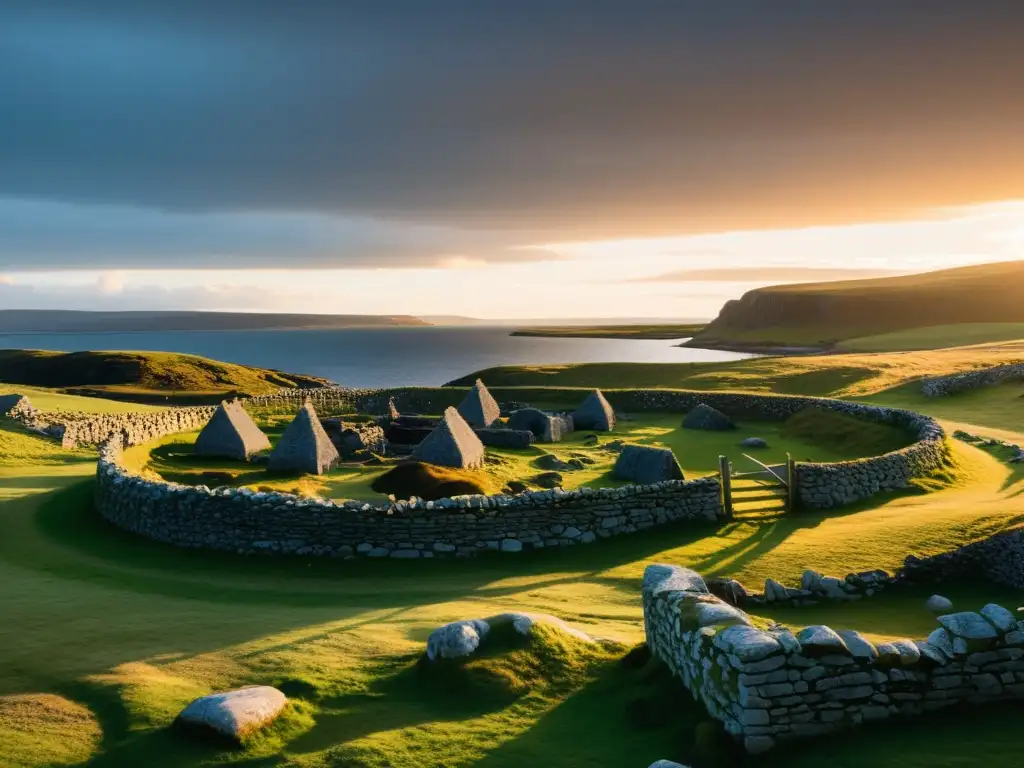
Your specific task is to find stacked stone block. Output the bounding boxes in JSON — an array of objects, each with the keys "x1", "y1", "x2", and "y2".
[{"x1": 643, "y1": 564, "x2": 1024, "y2": 755}]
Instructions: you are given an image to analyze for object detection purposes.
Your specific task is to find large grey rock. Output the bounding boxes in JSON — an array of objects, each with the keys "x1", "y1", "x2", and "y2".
[
  {"x1": 508, "y1": 408, "x2": 573, "y2": 442},
  {"x1": 795, "y1": 625, "x2": 849, "y2": 655},
  {"x1": 925, "y1": 594, "x2": 953, "y2": 613},
  {"x1": 457, "y1": 379, "x2": 501, "y2": 428},
  {"x1": 682, "y1": 403, "x2": 735, "y2": 431},
  {"x1": 194, "y1": 400, "x2": 271, "y2": 461},
  {"x1": 426, "y1": 612, "x2": 592, "y2": 662},
  {"x1": 612, "y1": 444, "x2": 684, "y2": 484},
  {"x1": 837, "y1": 629, "x2": 877, "y2": 660},
  {"x1": 571, "y1": 390, "x2": 616, "y2": 431},
  {"x1": 426, "y1": 618, "x2": 491, "y2": 660},
  {"x1": 177, "y1": 686, "x2": 287, "y2": 740},
  {"x1": 643, "y1": 564, "x2": 708, "y2": 596},
  {"x1": 713, "y1": 625, "x2": 781, "y2": 662},
  {"x1": 938, "y1": 612, "x2": 999, "y2": 640},
  {"x1": 648, "y1": 762, "x2": 690, "y2": 768},
  {"x1": 267, "y1": 402, "x2": 340, "y2": 475},
  {"x1": 981, "y1": 603, "x2": 1016, "y2": 633},
  {"x1": 411, "y1": 407, "x2": 486, "y2": 469}
]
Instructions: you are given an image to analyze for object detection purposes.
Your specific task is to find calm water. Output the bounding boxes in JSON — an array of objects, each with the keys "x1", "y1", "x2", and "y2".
[{"x1": 0, "y1": 327, "x2": 753, "y2": 388}]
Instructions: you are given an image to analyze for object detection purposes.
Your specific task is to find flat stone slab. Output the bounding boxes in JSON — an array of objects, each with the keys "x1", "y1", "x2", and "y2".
[
  {"x1": 938, "y1": 612, "x2": 999, "y2": 640},
  {"x1": 177, "y1": 686, "x2": 287, "y2": 740},
  {"x1": 643, "y1": 564, "x2": 708, "y2": 596},
  {"x1": 714, "y1": 625, "x2": 782, "y2": 662}
]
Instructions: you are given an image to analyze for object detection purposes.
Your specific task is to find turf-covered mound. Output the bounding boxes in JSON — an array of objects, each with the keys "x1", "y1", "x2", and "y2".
[
  {"x1": 682, "y1": 403, "x2": 735, "y2": 431},
  {"x1": 782, "y1": 406, "x2": 911, "y2": 456},
  {"x1": 419, "y1": 614, "x2": 612, "y2": 706},
  {"x1": 370, "y1": 461, "x2": 489, "y2": 500}
]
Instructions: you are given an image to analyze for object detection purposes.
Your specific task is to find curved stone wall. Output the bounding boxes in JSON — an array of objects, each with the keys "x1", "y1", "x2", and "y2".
[
  {"x1": 363, "y1": 387, "x2": 949, "y2": 509},
  {"x1": 88, "y1": 388, "x2": 945, "y2": 558},
  {"x1": 922, "y1": 363, "x2": 1024, "y2": 397},
  {"x1": 95, "y1": 439, "x2": 722, "y2": 558}
]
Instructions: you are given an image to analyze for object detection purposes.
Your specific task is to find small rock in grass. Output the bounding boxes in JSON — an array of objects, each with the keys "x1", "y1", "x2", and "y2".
[
  {"x1": 926, "y1": 595, "x2": 953, "y2": 613},
  {"x1": 176, "y1": 686, "x2": 287, "y2": 740},
  {"x1": 740, "y1": 437, "x2": 768, "y2": 449}
]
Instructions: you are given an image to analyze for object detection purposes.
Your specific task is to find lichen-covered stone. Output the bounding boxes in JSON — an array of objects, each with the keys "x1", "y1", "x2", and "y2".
[{"x1": 176, "y1": 686, "x2": 287, "y2": 740}]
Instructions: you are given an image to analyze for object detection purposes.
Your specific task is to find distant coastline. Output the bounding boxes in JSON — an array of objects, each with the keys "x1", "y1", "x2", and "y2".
[
  {"x1": 511, "y1": 323, "x2": 705, "y2": 340},
  {"x1": 0, "y1": 310, "x2": 429, "y2": 334}
]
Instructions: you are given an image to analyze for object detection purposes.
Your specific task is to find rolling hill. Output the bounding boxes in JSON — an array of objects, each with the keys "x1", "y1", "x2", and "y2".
[
  {"x1": 0, "y1": 349, "x2": 332, "y2": 404},
  {"x1": 689, "y1": 261, "x2": 1024, "y2": 350}
]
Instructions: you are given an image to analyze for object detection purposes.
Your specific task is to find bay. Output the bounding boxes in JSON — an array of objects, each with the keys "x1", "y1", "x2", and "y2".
[{"x1": 0, "y1": 327, "x2": 754, "y2": 388}]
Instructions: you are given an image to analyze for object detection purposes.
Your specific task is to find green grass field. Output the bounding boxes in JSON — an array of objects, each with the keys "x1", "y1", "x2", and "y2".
[
  {"x1": 2, "y1": 355, "x2": 1024, "y2": 766},
  {"x1": 838, "y1": 322, "x2": 1024, "y2": 352}
]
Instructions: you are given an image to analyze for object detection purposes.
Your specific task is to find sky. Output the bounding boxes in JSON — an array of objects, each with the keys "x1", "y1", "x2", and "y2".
[{"x1": 2, "y1": 1, "x2": 1023, "y2": 319}]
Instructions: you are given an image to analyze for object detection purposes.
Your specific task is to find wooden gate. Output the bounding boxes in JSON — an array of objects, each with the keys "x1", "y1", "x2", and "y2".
[{"x1": 719, "y1": 452, "x2": 795, "y2": 518}]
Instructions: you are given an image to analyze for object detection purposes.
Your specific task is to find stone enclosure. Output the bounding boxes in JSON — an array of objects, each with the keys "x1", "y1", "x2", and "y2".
[
  {"x1": 643, "y1": 564, "x2": 1024, "y2": 755},
  {"x1": 0, "y1": 385, "x2": 949, "y2": 559}
]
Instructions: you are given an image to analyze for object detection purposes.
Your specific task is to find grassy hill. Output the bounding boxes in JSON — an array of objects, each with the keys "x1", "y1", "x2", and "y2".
[
  {"x1": 690, "y1": 261, "x2": 1024, "y2": 349},
  {"x1": 0, "y1": 350, "x2": 332, "y2": 404}
]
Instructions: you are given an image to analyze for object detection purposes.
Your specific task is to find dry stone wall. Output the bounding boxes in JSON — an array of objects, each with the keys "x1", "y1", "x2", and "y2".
[
  {"x1": 643, "y1": 564, "x2": 1024, "y2": 755},
  {"x1": 899, "y1": 527, "x2": 1024, "y2": 589},
  {"x1": 363, "y1": 388, "x2": 948, "y2": 510},
  {"x1": 922, "y1": 363, "x2": 1024, "y2": 397},
  {"x1": 95, "y1": 438, "x2": 722, "y2": 558}
]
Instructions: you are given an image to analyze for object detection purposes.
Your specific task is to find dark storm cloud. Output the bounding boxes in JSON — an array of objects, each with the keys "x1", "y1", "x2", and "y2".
[{"x1": 1, "y1": 1, "x2": 1023, "y2": 268}]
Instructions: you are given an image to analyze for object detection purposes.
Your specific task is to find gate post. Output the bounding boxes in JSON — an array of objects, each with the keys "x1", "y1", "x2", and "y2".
[
  {"x1": 785, "y1": 452, "x2": 796, "y2": 513},
  {"x1": 718, "y1": 454, "x2": 733, "y2": 519}
]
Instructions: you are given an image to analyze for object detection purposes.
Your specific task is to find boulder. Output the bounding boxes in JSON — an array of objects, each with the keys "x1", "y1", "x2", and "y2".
[
  {"x1": 457, "y1": 379, "x2": 501, "y2": 428},
  {"x1": 426, "y1": 612, "x2": 592, "y2": 662},
  {"x1": 613, "y1": 444, "x2": 684, "y2": 484},
  {"x1": 649, "y1": 762, "x2": 690, "y2": 768},
  {"x1": 707, "y1": 577, "x2": 749, "y2": 606},
  {"x1": 740, "y1": 437, "x2": 768, "y2": 448},
  {"x1": 176, "y1": 686, "x2": 287, "y2": 740},
  {"x1": 571, "y1": 390, "x2": 616, "y2": 431},
  {"x1": 682, "y1": 403, "x2": 735, "y2": 431},
  {"x1": 925, "y1": 594, "x2": 953, "y2": 613},
  {"x1": 938, "y1": 612, "x2": 998, "y2": 640},
  {"x1": 411, "y1": 407, "x2": 486, "y2": 469}
]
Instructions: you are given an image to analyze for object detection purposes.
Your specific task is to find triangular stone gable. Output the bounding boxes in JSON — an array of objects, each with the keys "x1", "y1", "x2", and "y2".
[
  {"x1": 268, "y1": 401, "x2": 340, "y2": 475},
  {"x1": 412, "y1": 407, "x2": 486, "y2": 468},
  {"x1": 195, "y1": 400, "x2": 272, "y2": 460},
  {"x1": 457, "y1": 379, "x2": 501, "y2": 428},
  {"x1": 572, "y1": 389, "x2": 616, "y2": 431}
]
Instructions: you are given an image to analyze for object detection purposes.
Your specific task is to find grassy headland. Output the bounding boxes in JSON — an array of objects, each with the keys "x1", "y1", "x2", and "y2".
[
  {"x1": 688, "y1": 261, "x2": 1024, "y2": 351},
  {"x1": 511, "y1": 323, "x2": 704, "y2": 340},
  {"x1": 0, "y1": 349, "x2": 333, "y2": 405}
]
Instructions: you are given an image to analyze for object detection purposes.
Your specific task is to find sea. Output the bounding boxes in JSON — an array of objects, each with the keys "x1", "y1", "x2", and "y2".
[{"x1": 0, "y1": 327, "x2": 754, "y2": 389}]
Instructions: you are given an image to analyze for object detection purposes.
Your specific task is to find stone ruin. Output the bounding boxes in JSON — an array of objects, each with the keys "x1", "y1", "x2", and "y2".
[
  {"x1": 572, "y1": 389, "x2": 616, "y2": 431},
  {"x1": 194, "y1": 400, "x2": 271, "y2": 461},
  {"x1": 411, "y1": 407, "x2": 486, "y2": 469},
  {"x1": 508, "y1": 407, "x2": 574, "y2": 442},
  {"x1": 457, "y1": 379, "x2": 501, "y2": 428},
  {"x1": 643, "y1": 563, "x2": 1024, "y2": 755},
  {"x1": 267, "y1": 401, "x2": 340, "y2": 475},
  {"x1": 613, "y1": 444, "x2": 684, "y2": 484},
  {"x1": 682, "y1": 403, "x2": 735, "y2": 431}
]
